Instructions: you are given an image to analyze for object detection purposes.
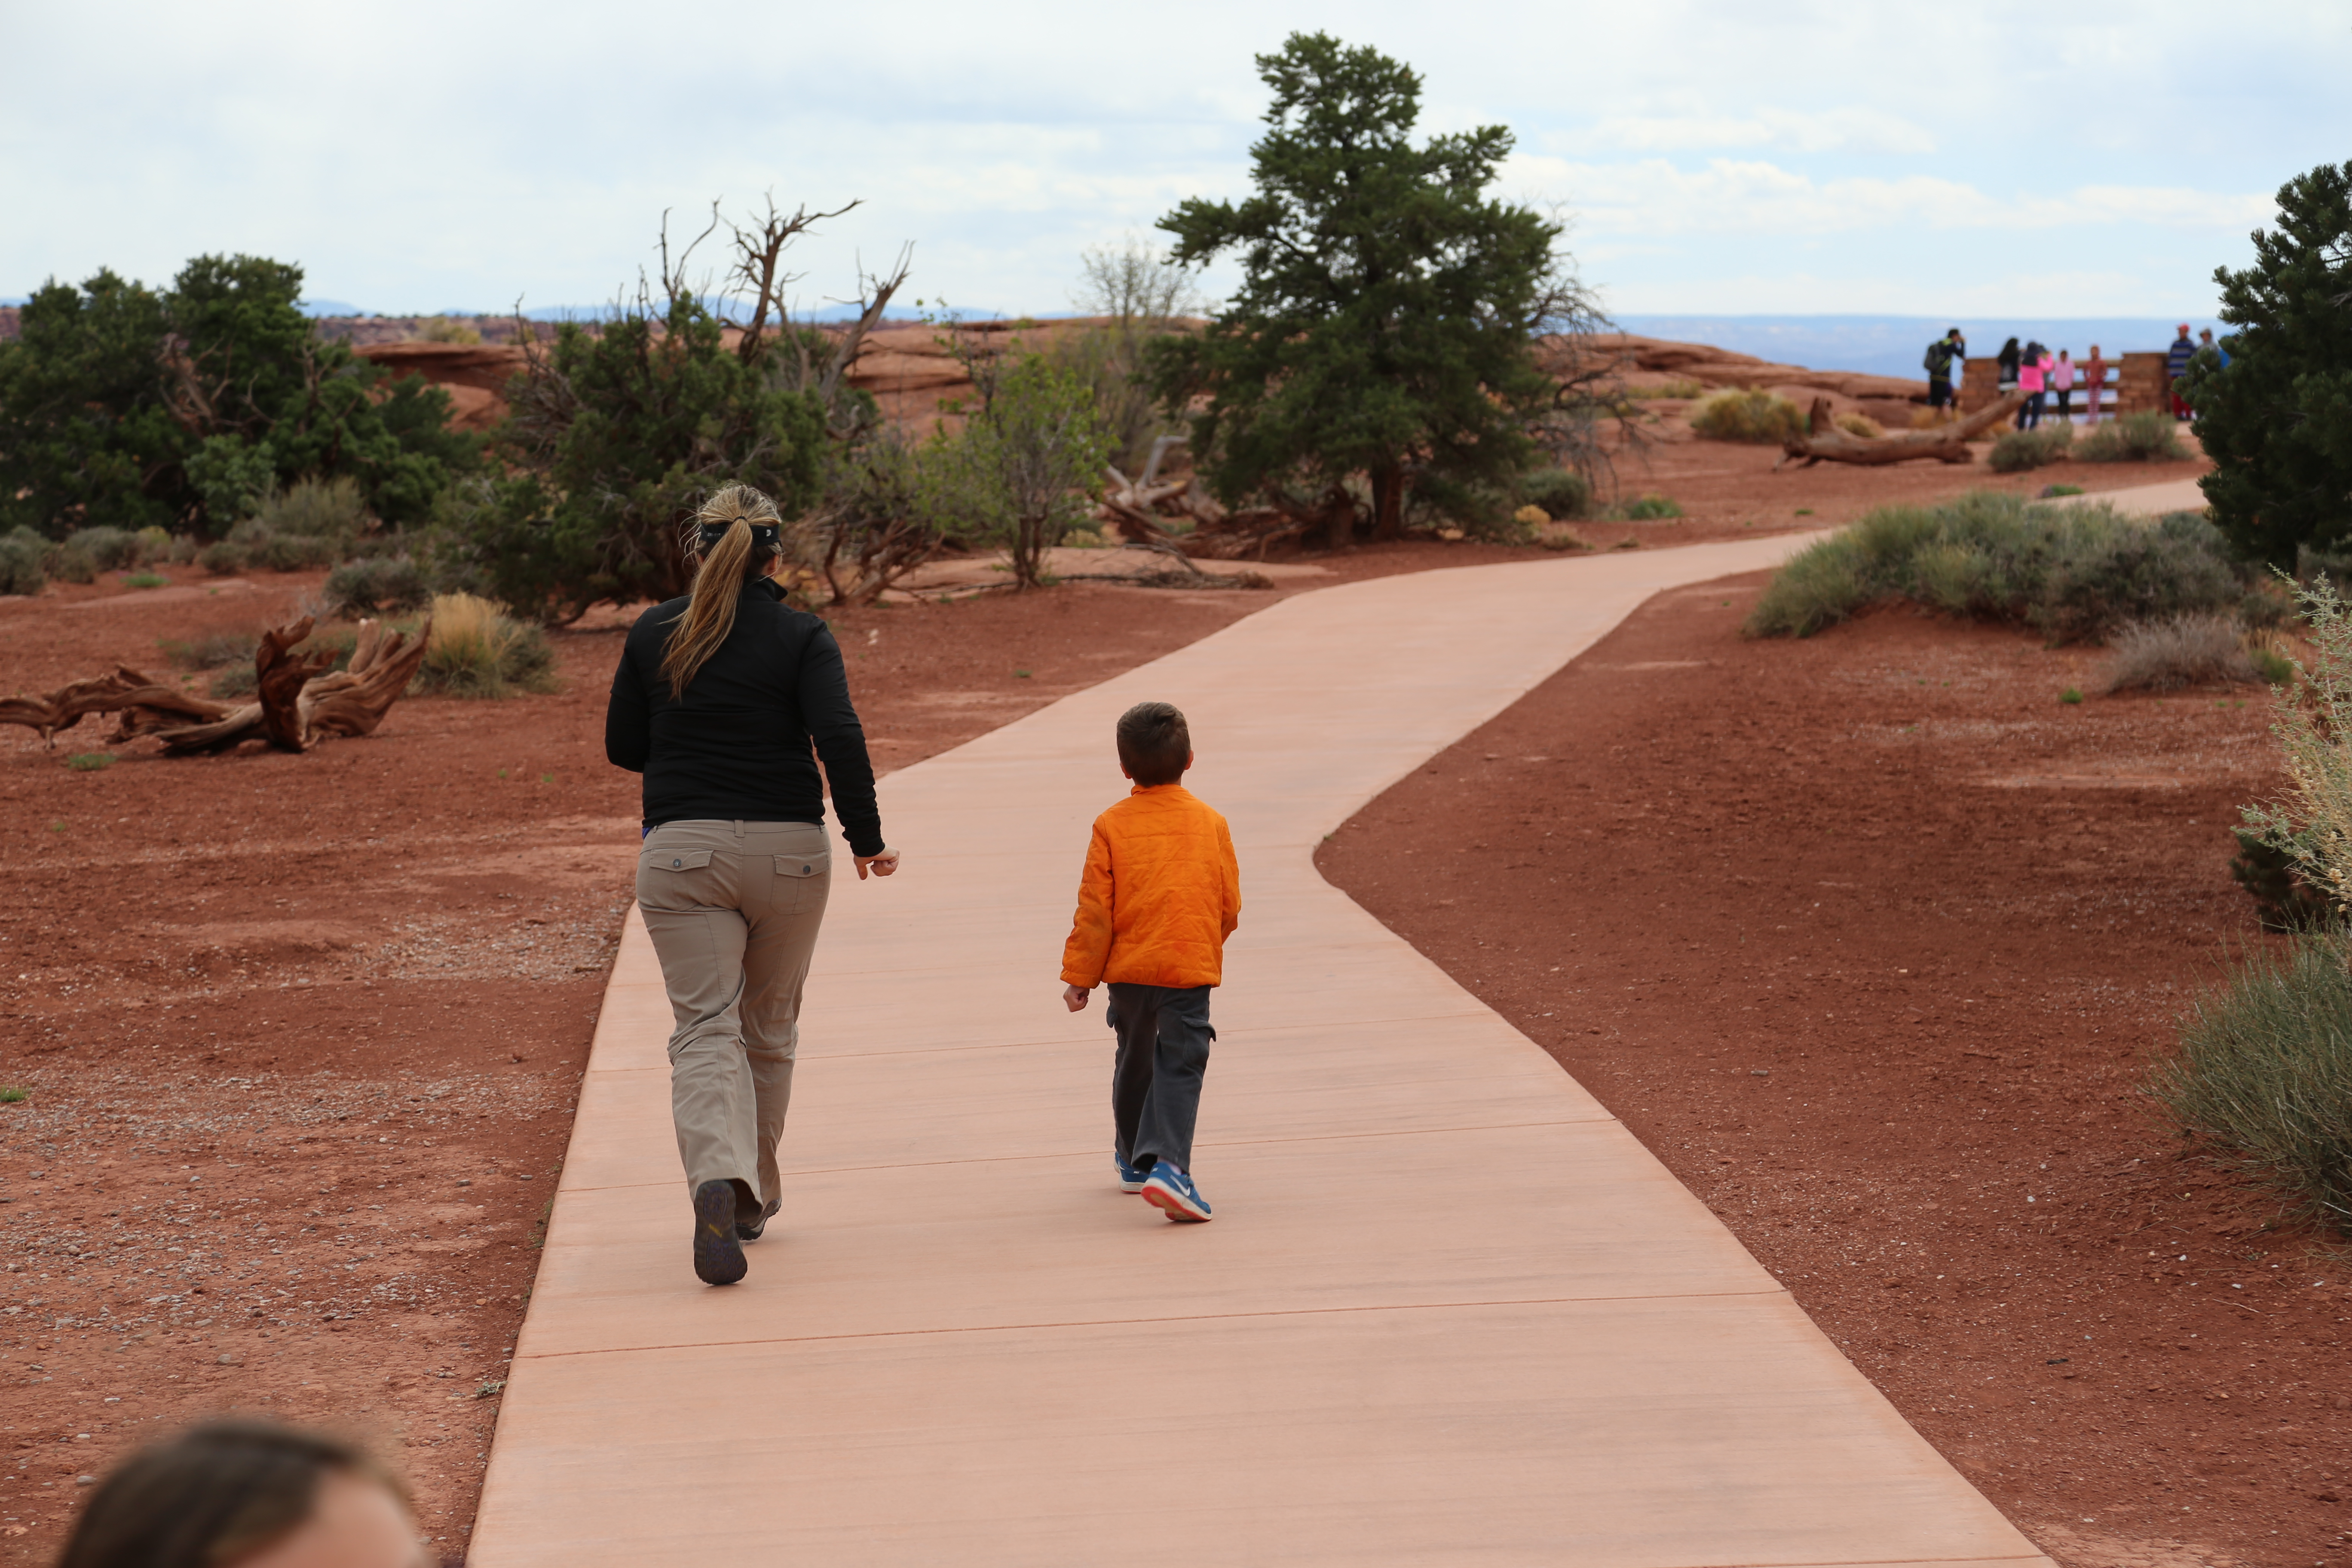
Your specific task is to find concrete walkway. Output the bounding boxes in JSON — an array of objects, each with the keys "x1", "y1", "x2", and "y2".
[{"x1": 471, "y1": 537, "x2": 2053, "y2": 1568}]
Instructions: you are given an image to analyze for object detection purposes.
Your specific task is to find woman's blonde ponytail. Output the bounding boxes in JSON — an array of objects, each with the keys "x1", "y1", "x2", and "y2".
[{"x1": 660, "y1": 485, "x2": 782, "y2": 697}]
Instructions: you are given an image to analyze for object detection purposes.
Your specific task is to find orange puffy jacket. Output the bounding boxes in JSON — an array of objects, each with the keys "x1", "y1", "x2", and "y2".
[{"x1": 1060, "y1": 784, "x2": 1241, "y2": 989}]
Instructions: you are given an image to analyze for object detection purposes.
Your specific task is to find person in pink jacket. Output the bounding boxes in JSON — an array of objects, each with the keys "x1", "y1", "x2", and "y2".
[
  {"x1": 2014, "y1": 343, "x2": 2048, "y2": 430},
  {"x1": 2052, "y1": 350, "x2": 2077, "y2": 423}
]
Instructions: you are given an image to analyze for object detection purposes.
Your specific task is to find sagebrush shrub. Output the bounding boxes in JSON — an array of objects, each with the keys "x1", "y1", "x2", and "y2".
[
  {"x1": 324, "y1": 557, "x2": 432, "y2": 616},
  {"x1": 0, "y1": 530, "x2": 48, "y2": 595},
  {"x1": 1690, "y1": 388, "x2": 1807, "y2": 444},
  {"x1": 1988, "y1": 425, "x2": 2073, "y2": 474},
  {"x1": 63, "y1": 526, "x2": 149, "y2": 570},
  {"x1": 1518, "y1": 468, "x2": 1591, "y2": 520},
  {"x1": 1834, "y1": 412, "x2": 1883, "y2": 438},
  {"x1": 2105, "y1": 613, "x2": 2258, "y2": 692},
  {"x1": 2155, "y1": 931, "x2": 2352, "y2": 1233},
  {"x1": 2077, "y1": 410, "x2": 2188, "y2": 463},
  {"x1": 1746, "y1": 491, "x2": 2247, "y2": 640}
]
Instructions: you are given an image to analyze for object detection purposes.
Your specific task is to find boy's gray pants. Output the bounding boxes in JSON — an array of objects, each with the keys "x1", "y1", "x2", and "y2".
[
  {"x1": 1106, "y1": 982, "x2": 1214, "y2": 1175},
  {"x1": 635, "y1": 820, "x2": 830, "y2": 1225}
]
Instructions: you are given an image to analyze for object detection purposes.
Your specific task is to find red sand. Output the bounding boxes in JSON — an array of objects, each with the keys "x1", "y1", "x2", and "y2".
[{"x1": 1317, "y1": 575, "x2": 2352, "y2": 1568}]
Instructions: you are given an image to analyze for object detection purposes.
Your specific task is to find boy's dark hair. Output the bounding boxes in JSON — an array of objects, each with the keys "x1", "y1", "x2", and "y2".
[
  {"x1": 58, "y1": 1419, "x2": 405, "y2": 1568},
  {"x1": 1116, "y1": 701, "x2": 1190, "y2": 786}
]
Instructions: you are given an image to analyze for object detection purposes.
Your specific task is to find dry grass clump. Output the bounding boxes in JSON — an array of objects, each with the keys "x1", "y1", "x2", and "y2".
[
  {"x1": 1624, "y1": 377, "x2": 1705, "y2": 399},
  {"x1": 1690, "y1": 388, "x2": 1807, "y2": 444},
  {"x1": 418, "y1": 593, "x2": 556, "y2": 698},
  {"x1": 2104, "y1": 613, "x2": 2260, "y2": 692},
  {"x1": 1834, "y1": 412, "x2": 1883, "y2": 438},
  {"x1": 2156, "y1": 932, "x2": 2352, "y2": 1234}
]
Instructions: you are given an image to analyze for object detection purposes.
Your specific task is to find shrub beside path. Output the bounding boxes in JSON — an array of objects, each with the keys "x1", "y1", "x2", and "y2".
[{"x1": 469, "y1": 536, "x2": 2054, "y2": 1566}]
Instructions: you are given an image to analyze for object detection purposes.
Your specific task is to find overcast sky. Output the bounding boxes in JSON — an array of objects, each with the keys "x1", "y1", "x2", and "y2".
[{"x1": 4, "y1": 0, "x2": 2343, "y2": 321}]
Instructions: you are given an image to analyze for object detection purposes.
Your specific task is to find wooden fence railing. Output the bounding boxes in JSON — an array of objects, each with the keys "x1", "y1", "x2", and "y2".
[{"x1": 1953, "y1": 351, "x2": 2171, "y2": 419}]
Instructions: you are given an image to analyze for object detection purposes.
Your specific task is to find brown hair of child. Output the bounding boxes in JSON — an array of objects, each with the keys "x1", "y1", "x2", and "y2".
[{"x1": 1116, "y1": 701, "x2": 1190, "y2": 786}]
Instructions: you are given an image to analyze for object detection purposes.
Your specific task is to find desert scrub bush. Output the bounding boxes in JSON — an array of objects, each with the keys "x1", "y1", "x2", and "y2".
[
  {"x1": 1516, "y1": 468, "x2": 1591, "y2": 521},
  {"x1": 1624, "y1": 378, "x2": 1704, "y2": 399},
  {"x1": 1745, "y1": 491, "x2": 2246, "y2": 639},
  {"x1": 2155, "y1": 931, "x2": 2352, "y2": 1232},
  {"x1": 1690, "y1": 388, "x2": 1807, "y2": 444},
  {"x1": 1609, "y1": 493, "x2": 1684, "y2": 521},
  {"x1": 0, "y1": 528, "x2": 48, "y2": 594},
  {"x1": 2105, "y1": 613, "x2": 2259, "y2": 692},
  {"x1": 62, "y1": 525, "x2": 150, "y2": 570},
  {"x1": 199, "y1": 540, "x2": 249, "y2": 575},
  {"x1": 2076, "y1": 410, "x2": 2187, "y2": 463},
  {"x1": 324, "y1": 557, "x2": 432, "y2": 616},
  {"x1": 417, "y1": 593, "x2": 556, "y2": 698},
  {"x1": 1988, "y1": 424, "x2": 2073, "y2": 474},
  {"x1": 1834, "y1": 412, "x2": 1883, "y2": 438}
]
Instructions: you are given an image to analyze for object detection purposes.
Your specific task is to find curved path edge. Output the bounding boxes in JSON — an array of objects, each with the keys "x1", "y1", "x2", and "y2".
[{"x1": 472, "y1": 535, "x2": 2056, "y2": 1568}]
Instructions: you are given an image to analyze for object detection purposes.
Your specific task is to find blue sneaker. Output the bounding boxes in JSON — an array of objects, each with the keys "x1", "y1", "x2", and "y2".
[
  {"x1": 1115, "y1": 1155, "x2": 1148, "y2": 1194},
  {"x1": 1141, "y1": 1164, "x2": 1212, "y2": 1223}
]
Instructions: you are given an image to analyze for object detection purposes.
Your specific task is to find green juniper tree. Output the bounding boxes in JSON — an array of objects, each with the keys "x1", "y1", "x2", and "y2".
[
  {"x1": 2191, "y1": 160, "x2": 2352, "y2": 567},
  {"x1": 0, "y1": 255, "x2": 476, "y2": 537},
  {"x1": 1147, "y1": 32, "x2": 1564, "y2": 546}
]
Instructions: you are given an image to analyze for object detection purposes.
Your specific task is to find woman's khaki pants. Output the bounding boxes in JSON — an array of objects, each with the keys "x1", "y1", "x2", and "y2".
[{"x1": 636, "y1": 821, "x2": 830, "y2": 1226}]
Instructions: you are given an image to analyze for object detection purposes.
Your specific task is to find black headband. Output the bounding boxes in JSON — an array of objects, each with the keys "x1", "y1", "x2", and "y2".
[{"x1": 697, "y1": 520, "x2": 781, "y2": 551}]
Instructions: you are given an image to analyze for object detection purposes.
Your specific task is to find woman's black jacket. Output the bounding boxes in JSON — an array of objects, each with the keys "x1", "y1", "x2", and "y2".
[{"x1": 604, "y1": 579, "x2": 884, "y2": 856}]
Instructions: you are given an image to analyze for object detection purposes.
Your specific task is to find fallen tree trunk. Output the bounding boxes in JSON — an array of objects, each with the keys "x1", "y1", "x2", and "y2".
[
  {"x1": 1777, "y1": 392, "x2": 2025, "y2": 468},
  {"x1": 4, "y1": 616, "x2": 435, "y2": 755}
]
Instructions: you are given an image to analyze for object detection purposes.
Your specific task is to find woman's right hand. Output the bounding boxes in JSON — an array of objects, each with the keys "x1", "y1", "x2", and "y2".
[{"x1": 854, "y1": 848, "x2": 901, "y2": 881}]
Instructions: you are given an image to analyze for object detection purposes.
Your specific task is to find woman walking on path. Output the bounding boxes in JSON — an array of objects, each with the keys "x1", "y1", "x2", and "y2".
[{"x1": 605, "y1": 485, "x2": 900, "y2": 1286}]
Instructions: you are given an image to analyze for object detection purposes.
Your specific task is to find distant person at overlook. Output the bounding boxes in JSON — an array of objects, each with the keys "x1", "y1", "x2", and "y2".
[
  {"x1": 2015, "y1": 341, "x2": 2049, "y2": 429},
  {"x1": 1923, "y1": 328, "x2": 1966, "y2": 415},
  {"x1": 2052, "y1": 349, "x2": 2076, "y2": 423},
  {"x1": 606, "y1": 484, "x2": 901, "y2": 1286},
  {"x1": 2167, "y1": 325, "x2": 2196, "y2": 418},
  {"x1": 2082, "y1": 345, "x2": 2107, "y2": 425},
  {"x1": 1996, "y1": 337, "x2": 2022, "y2": 402}
]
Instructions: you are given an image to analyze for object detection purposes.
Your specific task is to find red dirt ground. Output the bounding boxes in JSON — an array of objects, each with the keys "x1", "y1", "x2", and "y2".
[
  {"x1": 0, "y1": 434, "x2": 2217, "y2": 1564},
  {"x1": 1317, "y1": 575, "x2": 2352, "y2": 1568},
  {"x1": 0, "y1": 538, "x2": 1582, "y2": 1563}
]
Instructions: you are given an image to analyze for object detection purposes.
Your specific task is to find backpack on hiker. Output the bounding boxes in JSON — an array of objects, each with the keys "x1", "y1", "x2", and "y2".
[{"x1": 1925, "y1": 339, "x2": 1956, "y2": 377}]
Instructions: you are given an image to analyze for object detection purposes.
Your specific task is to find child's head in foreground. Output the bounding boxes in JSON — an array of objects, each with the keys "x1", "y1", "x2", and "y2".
[
  {"x1": 1117, "y1": 701, "x2": 1191, "y2": 786},
  {"x1": 59, "y1": 1419, "x2": 425, "y2": 1568}
]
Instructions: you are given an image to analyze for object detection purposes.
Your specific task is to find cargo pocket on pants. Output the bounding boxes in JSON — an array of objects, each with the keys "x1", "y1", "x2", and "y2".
[
  {"x1": 637, "y1": 846, "x2": 717, "y2": 911},
  {"x1": 772, "y1": 853, "x2": 825, "y2": 916}
]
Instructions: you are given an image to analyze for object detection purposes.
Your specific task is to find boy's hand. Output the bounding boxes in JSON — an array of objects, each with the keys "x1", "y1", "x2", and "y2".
[
  {"x1": 854, "y1": 848, "x2": 901, "y2": 881},
  {"x1": 1062, "y1": 984, "x2": 1090, "y2": 1013}
]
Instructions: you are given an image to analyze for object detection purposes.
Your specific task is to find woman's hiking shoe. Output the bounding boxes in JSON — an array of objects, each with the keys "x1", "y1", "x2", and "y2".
[
  {"x1": 1115, "y1": 1155, "x2": 1148, "y2": 1194},
  {"x1": 692, "y1": 1180, "x2": 747, "y2": 1285},
  {"x1": 1141, "y1": 1165, "x2": 1211, "y2": 1222}
]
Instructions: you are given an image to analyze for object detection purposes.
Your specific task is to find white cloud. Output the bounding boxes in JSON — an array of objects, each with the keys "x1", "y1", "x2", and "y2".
[
  {"x1": 1507, "y1": 154, "x2": 2277, "y2": 238},
  {"x1": 1578, "y1": 106, "x2": 1938, "y2": 156}
]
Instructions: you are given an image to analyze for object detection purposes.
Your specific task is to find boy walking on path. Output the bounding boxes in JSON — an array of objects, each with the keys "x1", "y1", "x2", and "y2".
[{"x1": 1060, "y1": 701, "x2": 1241, "y2": 1223}]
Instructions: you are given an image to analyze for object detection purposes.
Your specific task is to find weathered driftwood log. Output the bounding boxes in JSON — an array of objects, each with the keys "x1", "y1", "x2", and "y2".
[
  {"x1": 0, "y1": 667, "x2": 232, "y2": 746},
  {"x1": 298, "y1": 616, "x2": 434, "y2": 740},
  {"x1": 1776, "y1": 392, "x2": 2025, "y2": 468},
  {"x1": 4, "y1": 616, "x2": 434, "y2": 756}
]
